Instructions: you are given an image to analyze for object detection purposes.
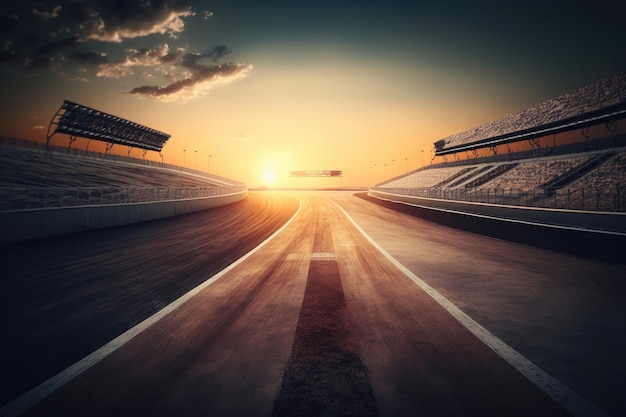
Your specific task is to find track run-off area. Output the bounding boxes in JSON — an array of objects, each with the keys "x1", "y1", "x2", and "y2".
[{"x1": 1, "y1": 191, "x2": 625, "y2": 417}]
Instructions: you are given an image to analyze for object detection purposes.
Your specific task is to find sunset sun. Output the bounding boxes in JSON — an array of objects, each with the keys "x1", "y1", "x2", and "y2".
[{"x1": 262, "y1": 168, "x2": 277, "y2": 186}]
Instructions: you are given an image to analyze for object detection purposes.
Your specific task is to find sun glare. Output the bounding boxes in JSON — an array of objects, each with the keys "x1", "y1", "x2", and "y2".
[{"x1": 262, "y1": 168, "x2": 277, "y2": 186}]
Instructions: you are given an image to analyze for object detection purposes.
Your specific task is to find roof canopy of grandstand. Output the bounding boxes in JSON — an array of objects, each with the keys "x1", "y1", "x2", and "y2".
[
  {"x1": 47, "y1": 100, "x2": 171, "y2": 152},
  {"x1": 434, "y1": 71, "x2": 626, "y2": 156}
]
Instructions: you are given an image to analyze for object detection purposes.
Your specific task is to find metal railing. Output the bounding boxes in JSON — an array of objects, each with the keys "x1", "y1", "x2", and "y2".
[
  {"x1": 371, "y1": 186, "x2": 625, "y2": 212},
  {"x1": 0, "y1": 185, "x2": 247, "y2": 212}
]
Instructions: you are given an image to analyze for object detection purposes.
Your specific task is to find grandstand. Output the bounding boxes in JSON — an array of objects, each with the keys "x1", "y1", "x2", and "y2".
[
  {"x1": 373, "y1": 71, "x2": 626, "y2": 212},
  {"x1": 0, "y1": 133, "x2": 247, "y2": 244},
  {"x1": 0, "y1": 137, "x2": 244, "y2": 212},
  {"x1": 47, "y1": 100, "x2": 171, "y2": 154},
  {"x1": 1, "y1": 100, "x2": 245, "y2": 213},
  {"x1": 434, "y1": 71, "x2": 626, "y2": 156},
  {"x1": 1, "y1": 143, "x2": 227, "y2": 188}
]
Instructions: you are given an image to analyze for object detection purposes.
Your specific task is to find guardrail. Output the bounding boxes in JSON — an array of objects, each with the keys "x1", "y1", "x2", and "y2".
[
  {"x1": 371, "y1": 186, "x2": 624, "y2": 212},
  {"x1": 0, "y1": 185, "x2": 247, "y2": 212}
]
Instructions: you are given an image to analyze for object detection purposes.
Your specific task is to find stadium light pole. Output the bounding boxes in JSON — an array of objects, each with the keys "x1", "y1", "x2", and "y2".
[
  {"x1": 208, "y1": 154, "x2": 212, "y2": 173},
  {"x1": 183, "y1": 149, "x2": 186, "y2": 168},
  {"x1": 392, "y1": 159, "x2": 395, "y2": 177},
  {"x1": 421, "y1": 149, "x2": 424, "y2": 168},
  {"x1": 195, "y1": 150, "x2": 198, "y2": 170},
  {"x1": 405, "y1": 157, "x2": 408, "y2": 173}
]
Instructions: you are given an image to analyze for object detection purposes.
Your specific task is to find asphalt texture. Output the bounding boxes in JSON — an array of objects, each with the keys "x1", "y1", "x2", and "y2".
[{"x1": 1, "y1": 191, "x2": 624, "y2": 417}]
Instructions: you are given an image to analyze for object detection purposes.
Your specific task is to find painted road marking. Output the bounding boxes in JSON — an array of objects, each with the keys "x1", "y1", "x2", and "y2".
[
  {"x1": 0, "y1": 200, "x2": 304, "y2": 417},
  {"x1": 311, "y1": 252, "x2": 337, "y2": 261},
  {"x1": 333, "y1": 201, "x2": 610, "y2": 417}
]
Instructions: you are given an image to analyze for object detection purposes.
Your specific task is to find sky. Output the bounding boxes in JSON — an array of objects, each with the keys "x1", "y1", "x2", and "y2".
[{"x1": 1, "y1": 0, "x2": 625, "y2": 188}]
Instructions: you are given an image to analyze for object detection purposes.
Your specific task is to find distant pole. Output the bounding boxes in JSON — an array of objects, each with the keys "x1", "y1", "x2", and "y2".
[
  {"x1": 194, "y1": 150, "x2": 198, "y2": 170},
  {"x1": 183, "y1": 149, "x2": 186, "y2": 167},
  {"x1": 392, "y1": 159, "x2": 395, "y2": 177},
  {"x1": 384, "y1": 163, "x2": 387, "y2": 179},
  {"x1": 421, "y1": 149, "x2": 424, "y2": 168},
  {"x1": 404, "y1": 157, "x2": 408, "y2": 173},
  {"x1": 208, "y1": 154, "x2": 212, "y2": 173}
]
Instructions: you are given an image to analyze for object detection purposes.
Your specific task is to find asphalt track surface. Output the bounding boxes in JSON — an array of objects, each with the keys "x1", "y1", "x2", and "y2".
[{"x1": 1, "y1": 191, "x2": 625, "y2": 416}]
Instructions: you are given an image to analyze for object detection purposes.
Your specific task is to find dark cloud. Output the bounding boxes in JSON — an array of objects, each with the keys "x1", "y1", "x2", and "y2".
[
  {"x1": 1, "y1": 1, "x2": 194, "y2": 64},
  {"x1": 160, "y1": 48, "x2": 186, "y2": 64},
  {"x1": 207, "y1": 45, "x2": 232, "y2": 62},
  {"x1": 25, "y1": 55, "x2": 57, "y2": 70},
  {"x1": 70, "y1": 51, "x2": 109, "y2": 66},
  {"x1": 32, "y1": 4, "x2": 62, "y2": 20},
  {"x1": 179, "y1": 46, "x2": 232, "y2": 71},
  {"x1": 0, "y1": 41, "x2": 17, "y2": 62},
  {"x1": 0, "y1": 1, "x2": 252, "y2": 102},
  {"x1": 76, "y1": 0, "x2": 194, "y2": 42},
  {"x1": 37, "y1": 36, "x2": 83, "y2": 56}
]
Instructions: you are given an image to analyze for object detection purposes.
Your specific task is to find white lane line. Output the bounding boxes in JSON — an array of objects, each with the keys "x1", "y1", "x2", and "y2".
[
  {"x1": 0, "y1": 199, "x2": 303, "y2": 417},
  {"x1": 311, "y1": 252, "x2": 337, "y2": 261},
  {"x1": 334, "y1": 201, "x2": 611, "y2": 417},
  {"x1": 371, "y1": 193, "x2": 626, "y2": 237}
]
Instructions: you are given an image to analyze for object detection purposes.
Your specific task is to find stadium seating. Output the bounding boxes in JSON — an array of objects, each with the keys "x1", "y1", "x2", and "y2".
[
  {"x1": 0, "y1": 139, "x2": 245, "y2": 212},
  {"x1": 378, "y1": 72, "x2": 626, "y2": 212},
  {"x1": 0, "y1": 147, "x2": 221, "y2": 188},
  {"x1": 376, "y1": 147, "x2": 626, "y2": 211}
]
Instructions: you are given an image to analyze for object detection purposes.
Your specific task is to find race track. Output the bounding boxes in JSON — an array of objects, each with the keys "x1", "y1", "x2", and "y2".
[{"x1": 2, "y1": 191, "x2": 624, "y2": 417}]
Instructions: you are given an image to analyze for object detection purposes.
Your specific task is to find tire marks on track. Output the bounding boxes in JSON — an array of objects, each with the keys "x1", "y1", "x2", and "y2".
[
  {"x1": 274, "y1": 205, "x2": 377, "y2": 417},
  {"x1": 273, "y1": 259, "x2": 377, "y2": 417}
]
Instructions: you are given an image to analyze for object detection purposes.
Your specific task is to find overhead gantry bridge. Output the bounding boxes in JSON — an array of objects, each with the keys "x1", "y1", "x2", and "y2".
[
  {"x1": 433, "y1": 71, "x2": 626, "y2": 158},
  {"x1": 47, "y1": 100, "x2": 171, "y2": 158}
]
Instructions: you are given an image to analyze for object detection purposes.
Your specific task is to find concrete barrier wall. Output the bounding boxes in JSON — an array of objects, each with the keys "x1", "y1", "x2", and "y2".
[
  {"x1": 368, "y1": 189, "x2": 626, "y2": 235},
  {"x1": 0, "y1": 190, "x2": 247, "y2": 245},
  {"x1": 366, "y1": 189, "x2": 626, "y2": 264}
]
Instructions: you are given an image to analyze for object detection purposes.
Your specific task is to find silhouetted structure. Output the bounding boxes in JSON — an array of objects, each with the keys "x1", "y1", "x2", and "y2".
[{"x1": 47, "y1": 100, "x2": 171, "y2": 155}]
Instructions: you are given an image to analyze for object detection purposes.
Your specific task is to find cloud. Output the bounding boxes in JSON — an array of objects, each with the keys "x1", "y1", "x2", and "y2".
[
  {"x1": 96, "y1": 44, "x2": 174, "y2": 78},
  {"x1": 0, "y1": 41, "x2": 17, "y2": 62},
  {"x1": 36, "y1": 36, "x2": 83, "y2": 56},
  {"x1": 25, "y1": 55, "x2": 58, "y2": 70},
  {"x1": 0, "y1": 1, "x2": 252, "y2": 102},
  {"x1": 129, "y1": 61, "x2": 253, "y2": 102},
  {"x1": 73, "y1": 42, "x2": 253, "y2": 101},
  {"x1": 32, "y1": 4, "x2": 62, "y2": 20},
  {"x1": 181, "y1": 45, "x2": 232, "y2": 68},
  {"x1": 70, "y1": 50, "x2": 109, "y2": 66},
  {"x1": 2, "y1": 1, "x2": 195, "y2": 62},
  {"x1": 94, "y1": 43, "x2": 182, "y2": 78},
  {"x1": 81, "y1": 1, "x2": 195, "y2": 43}
]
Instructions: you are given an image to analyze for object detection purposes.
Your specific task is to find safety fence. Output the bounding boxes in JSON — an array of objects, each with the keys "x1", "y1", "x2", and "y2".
[
  {"x1": 0, "y1": 185, "x2": 247, "y2": 212},
  {"x1": 371, "y1": 186, "x2": 625, "y2": 212}
]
